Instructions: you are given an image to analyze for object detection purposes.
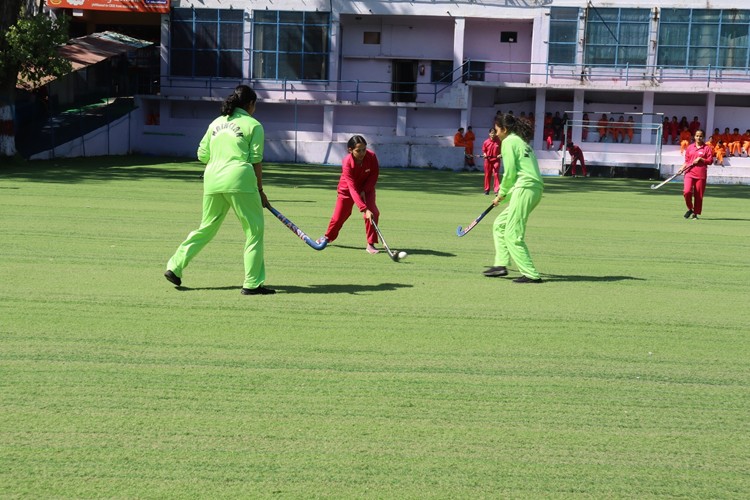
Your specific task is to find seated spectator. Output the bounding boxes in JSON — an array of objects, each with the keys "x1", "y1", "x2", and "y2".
[
  {"x1": 597, "y1": 114, "x2": 609, "y2": 142},
  {"x1": 679, "y1": 127, "x2": 693, "y2": 155},
  {"x1": 624, "y1": 116, "x2": 635, "y2": 143},
  {"x1": 729, "y1": 128, "x2": 742, "y2": 156},
  {"x1": 581, "y1": 113, "x2": 590, "y2": 142},
  {"x1": 742, "y1": 129, "x2": 750, "y2": 156},
  {"x1": 607, "y1": 118, "x2": 618, "y2": 143},
  {"x1": 714, "y1": 140, "x2": 726, "y2": 165}
]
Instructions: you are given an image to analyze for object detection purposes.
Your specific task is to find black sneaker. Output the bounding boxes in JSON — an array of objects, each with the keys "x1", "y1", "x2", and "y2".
[
  {"x1": 684, "y1": 209, "x2": 693, "y2": 219},
  {"x1": 241, "y1": 286, "x2": 276, "y2": 295},
  {"x1": 513, "y1": 276, "x2": 543, "y2": 284},
  {"x1": 483, "y1": 266, "x2": 508, "y2": 277},
  {"x1": 164, "y1": 270, "x2": 181, "y2": 286},
  {"x1": 692, "y1": 214, "x2": 699, "y2": 220}
]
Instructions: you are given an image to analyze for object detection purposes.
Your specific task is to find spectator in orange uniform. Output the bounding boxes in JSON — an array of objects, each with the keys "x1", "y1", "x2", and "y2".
[
  {"x1": 581, "y1": 113, "x2": 590, "y2": 142},
  {"x1": 728, "y1": 128, "x2": 742, "y2": 156},
  {"x1": 713, "y1": 140, "x2": 726, "y2": 165},
  {"x1": 679, "y1": 127, "x2": 693, "y2": 154},
  {"x1": 708, "y1": 128, "x2": 721, "y2": 147},
  {"x1": 597, "y1": 114, "x2": 608, "y2": 142},
  {"x1": 464, "y1": 126, "x2": 476, "y2": 166},
  {"x1": 741, "y1": 129, "x2": 750, "y2": 156},
  {"x1": 607, "y1": 118, "x2": 618, "y2": 143},
  {"x1": 624, "y1": 116, "x2": 635, "y2": 143}
]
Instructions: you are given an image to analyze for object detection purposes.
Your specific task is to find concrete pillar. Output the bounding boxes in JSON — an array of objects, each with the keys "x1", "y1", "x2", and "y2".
[
  {"x1": 396, "y1": 107, "x2": 407, "y2": 137},
  {"x1": 453, "y1": 17, "x2": 467, "y2": 127},
  {"x1": 642, "y1": 92, "x2": 655, "y2": 144},
  {"x1": 324, "y1": 105, "x2": 334, "y2": 142},
  {"x1": 534, "y1": 88, "x2": 546, "y2": 147},
  {"x1": 572, "y1": 89, "x2": 585, "y2": 145},
  {"x1": 705, "y1": 93, "x2": 716, "y2": 137}
]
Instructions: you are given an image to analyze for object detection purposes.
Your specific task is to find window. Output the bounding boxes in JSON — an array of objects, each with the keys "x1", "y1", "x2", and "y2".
[
  {"x1": 430, "y1": 60, "x2": 453, "y2": 83},
  {"x1": 363, "y1": 32, "x2": 381, "y2": 44},
  {"x1": 170, "y1": 8, "x2": 244, "y2": 78},
  {"x1": 252, "y1": 10, "x2": 330, "y2": 80},
  {"x1": 462, "y1": 61, "x2": 485, "y2": 82},
  {"x1": 584, "y1": 8, "x2": 649, "y2": 67},
  {"x1": 549, "y1": 7, "x2": 580, "y2": 65},
  {"x1": 658, "y1": 9, "x2": 750, "y2": 69}
]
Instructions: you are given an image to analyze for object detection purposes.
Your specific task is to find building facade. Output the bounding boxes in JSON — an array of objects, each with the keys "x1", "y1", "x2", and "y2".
[{"x1": 48, "y1": 0, "x2": 750, "y2": 173}]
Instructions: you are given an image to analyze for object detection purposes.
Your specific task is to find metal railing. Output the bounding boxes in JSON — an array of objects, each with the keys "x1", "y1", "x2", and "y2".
[{"x1": 156, "y1": 59, "x2": 750, "y2": 104}]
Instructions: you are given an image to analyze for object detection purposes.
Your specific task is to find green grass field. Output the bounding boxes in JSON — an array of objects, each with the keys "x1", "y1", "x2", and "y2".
[{"x1": 1, "y1": 156, "x2": 749, "y2": 498}]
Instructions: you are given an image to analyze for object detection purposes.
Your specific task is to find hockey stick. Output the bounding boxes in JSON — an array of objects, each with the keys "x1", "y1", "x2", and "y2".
[
  {"x1": 650, "y1": 165, "x2": 691, "y2": 190},
  {"x1": 370, "y1": 218, "x2": 404, "y2": 262},
  {"x1": 456, "y1": 203, "x2": 496, "y2": 237},
  {"x1": 266, "y1": 205, "x2": 328, "y2": 250}
]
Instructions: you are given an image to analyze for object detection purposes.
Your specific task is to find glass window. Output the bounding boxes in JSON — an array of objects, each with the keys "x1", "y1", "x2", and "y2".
[
  {"x1": 584, "y1": 8, "x2": 649, "y2": 67},
  {"x1": 657, "y1": 9, "x2": 750, "y2": 69},
  {"x1": 549, "y1": 7, "x2": 580, "y2": 65},
  {"x1": 252, "y1": 10, "x2": 330, "y2": 80},
  {"x1": 170, "y1": 8, "x2": 244, "y2": 78},
  {"x1": 430, "y1": 60, "x2": 453, "y2": 83}
]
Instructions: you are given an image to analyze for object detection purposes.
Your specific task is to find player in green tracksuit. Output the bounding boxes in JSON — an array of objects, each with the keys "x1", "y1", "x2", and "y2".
[
  {"x1": 165, "y1": 85, "x2": 275, "y2": 295},
  {"x1": 482, "y1": 113, "x2": 545, "y2": 283}
]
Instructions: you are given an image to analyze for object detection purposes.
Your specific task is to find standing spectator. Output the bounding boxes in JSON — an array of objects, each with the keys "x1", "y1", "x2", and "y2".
[
  {"x1": 680, "y1": 129, "x2": 714, "y2": 220},
  {"x1": 464, "y1": 126, "x2": 476, "y2": 167},
  {"x1": 552, "y1": 111, "x2": 563, "y2": 141},
  {"x1": 454, "y1": 127, "x2": 466, "y2": 149},
  {"x1": 482, "y1": 113, "x2": 545, "y2": 284},
  {"x1": 662, "y1": 117, "x2": 671, "y2": 145},
  {"x1": 669, "y1": 116, "x2": 680, "y2": 145},
  {"x1": 165, "y1": 85, "x2": 274, "y2": 295},
  {"x1": 321, "y1": 135, "x2": 381, "y2": 254},
  {"x1": 689, "y1": 116, "x2": 701, "y2": 135},
  {"x1": 482, "y1": 127, "x2": 502, "y2": 194},
  {"x1": 566, "y1": 142, "x2": 587, "y2": 177}
]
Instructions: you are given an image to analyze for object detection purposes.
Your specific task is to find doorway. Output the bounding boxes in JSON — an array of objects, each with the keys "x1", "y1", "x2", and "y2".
[{"x1": 392, "y1": 60, "x2": 417, "y2": 103}]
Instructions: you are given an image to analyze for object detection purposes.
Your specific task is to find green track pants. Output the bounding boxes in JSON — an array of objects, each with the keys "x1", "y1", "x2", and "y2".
[
  {"x1": 167, "y1": 192, "x2": 266, "y2": 289},
  {"x1": 492, "y1": 187, "x2": 543, "y2": 280}
]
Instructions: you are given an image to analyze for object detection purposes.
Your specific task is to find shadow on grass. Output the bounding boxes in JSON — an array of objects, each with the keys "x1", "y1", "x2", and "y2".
[
  {"x1": 172, "y1": 282, "x2": 413, "y2": 294},
  {"x1": 2, "y1": 155, "x2": 748, "y2": 200},
  {"x1": 541, "y1": 274, "x2": 646, "y2": 283},
  {"x1": 330, "y1": 244, "x2": 456, "y2": 258}
]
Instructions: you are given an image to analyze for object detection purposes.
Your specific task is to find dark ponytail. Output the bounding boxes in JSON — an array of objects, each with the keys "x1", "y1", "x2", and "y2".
[
  {"x1": 221, "y1": 85, "x2": 257, "y2": 116},
  {"x1": 494, "y1": 112, "x2": 533, "y2": 143}
]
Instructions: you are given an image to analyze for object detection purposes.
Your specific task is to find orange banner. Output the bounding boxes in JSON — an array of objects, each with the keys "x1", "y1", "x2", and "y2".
[{"x1": 46, "y1": 0, "x2": 170, "y2": 14}]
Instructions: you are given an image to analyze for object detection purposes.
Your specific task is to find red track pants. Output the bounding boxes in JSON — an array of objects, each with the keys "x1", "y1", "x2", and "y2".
[{"x1": 683, "y1": 176, "x2": 706, "y2": 215}]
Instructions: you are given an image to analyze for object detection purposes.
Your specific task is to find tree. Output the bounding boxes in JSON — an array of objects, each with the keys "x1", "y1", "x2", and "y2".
[{"x1": 0, "y1": 0, "x2": 71, "y2": 158}]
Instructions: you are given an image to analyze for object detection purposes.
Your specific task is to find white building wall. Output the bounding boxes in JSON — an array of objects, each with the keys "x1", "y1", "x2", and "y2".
[{"x1": 96, "y1": 0, "x2": 750, "y2": 178}]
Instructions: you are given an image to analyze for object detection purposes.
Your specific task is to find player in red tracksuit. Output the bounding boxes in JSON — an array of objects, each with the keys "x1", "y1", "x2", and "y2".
[
  {"x1": 566, "y1": 142, "x2": 587, "y2": 176},
  {"x1": 322, "y1": 135, "x2": 381, "y2": 253},
  {"x1": 482, "y1": 127, "x2": 502, "y2": 194},
  {"x1": 680, "y1": 129, "x2": 714, "y2": 220}
]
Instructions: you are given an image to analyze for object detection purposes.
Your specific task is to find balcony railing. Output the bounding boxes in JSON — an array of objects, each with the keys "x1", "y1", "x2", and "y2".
[{"x1": 156, "y1": 60, "x2": 750, "y2": 103}]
